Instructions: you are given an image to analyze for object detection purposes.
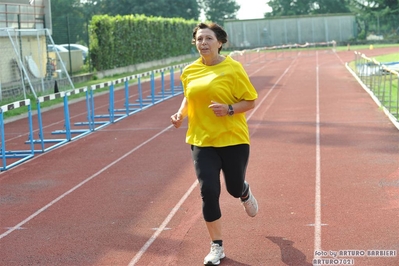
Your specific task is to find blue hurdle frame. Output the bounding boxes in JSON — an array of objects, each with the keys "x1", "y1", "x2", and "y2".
[
  {"x1": 124, "y1": 66, "x2": 184, "y2": 114},
  {"x1": 28, "y1": 88, "x2": 92, "y2": 153},
  {"x1": 1, "y1": 62, "x2": 188, "y2": 171},
  {"x1": 51, "y1": 87, "x2": 93, "y2": 141},
  {"x1": 0, "y1": 99, "x2": 35, "y2": 171},
  {"x1": 28, "y1": 92, "x2": 68, "y2": 153}
]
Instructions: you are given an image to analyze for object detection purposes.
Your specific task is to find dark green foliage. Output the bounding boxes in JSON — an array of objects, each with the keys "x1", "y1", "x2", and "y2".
[
  {"x1": 97, "y1": 0, "x2": 200, "y2": 20},
  {"x1": 51, "y1": 0, "x2": 88, "y2": 44},
  {"x1": 200, "y1": 0, "x2": 240, "y2": 25},
  {"x1": 349, "y1": 0, "x2": 399, "y2": 40},
  {"x1": 89, "y1": 15, "x2": 197, "y2": 71},
  {"x1": 266, "y1": 0, "x2": 351, "y2": 17}
]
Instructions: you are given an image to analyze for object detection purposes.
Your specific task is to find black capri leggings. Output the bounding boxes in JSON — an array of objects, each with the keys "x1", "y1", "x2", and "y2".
[{"x1": 191, "y1": 144, "x2": 250, "y2": 222}]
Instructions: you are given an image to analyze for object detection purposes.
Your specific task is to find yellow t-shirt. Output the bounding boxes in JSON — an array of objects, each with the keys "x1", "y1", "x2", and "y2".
[{"x1": 181, "y1": 55, "x2": 258, "y2": 147}]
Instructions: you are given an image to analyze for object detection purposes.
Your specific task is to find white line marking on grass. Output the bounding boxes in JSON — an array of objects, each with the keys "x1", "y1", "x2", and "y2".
[
  {"x1": 0, "y1": 125, "x2": 173, "y2": 240},
  {"x1": 314, "y1": 51, "x2": 322, "y2": 254}
]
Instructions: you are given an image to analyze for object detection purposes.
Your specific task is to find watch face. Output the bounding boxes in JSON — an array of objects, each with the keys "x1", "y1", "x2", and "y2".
[{"x1": 228, "y1": 105, "x2": 234, "y2": 115}]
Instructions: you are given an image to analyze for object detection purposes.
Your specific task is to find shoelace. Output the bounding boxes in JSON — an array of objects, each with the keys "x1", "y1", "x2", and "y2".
[
  {"x1": 243, "y1": 195, "x2": 253, "y2": 205},
  {"x1": 210, "y1": 244, "x2": 222, "y2": 255}
]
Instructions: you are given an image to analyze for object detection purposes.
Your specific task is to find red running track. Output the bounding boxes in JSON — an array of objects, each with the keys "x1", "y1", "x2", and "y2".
[{"x1": 0, "y1": 47, "x2": 398, "y2": 266}]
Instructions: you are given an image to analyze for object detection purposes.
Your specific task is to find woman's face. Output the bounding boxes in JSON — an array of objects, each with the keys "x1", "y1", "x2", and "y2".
[{"x1": 195, "y1": 28, "x2": 221, "y2": 58}]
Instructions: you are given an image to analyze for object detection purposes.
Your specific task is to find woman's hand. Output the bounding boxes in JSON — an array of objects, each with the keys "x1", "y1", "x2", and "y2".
[
  {"x1": 208, "y1": 101, "x2": 229, "y2": 117},
  {"x1": 171, "y1": 98, "x2": 188, "y2": 128},
  {"x1": 209, "y1": 100, "x2": 255, "y2": 117},
  {"x1": 171, "y1": 112, "x2": 184, "y2": 128}
]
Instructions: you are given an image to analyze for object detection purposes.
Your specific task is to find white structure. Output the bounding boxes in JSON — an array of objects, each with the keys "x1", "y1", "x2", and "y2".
[
  {"x1": 0, "y1": 0, "x2": 52, "y2": 30},
  {"x1": 0, "y1": 1, "x2": 74, "y2": 100}
]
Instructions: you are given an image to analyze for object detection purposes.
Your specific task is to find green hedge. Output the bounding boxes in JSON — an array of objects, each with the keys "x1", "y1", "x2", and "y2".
[{"x1": 89, "y1": 14, "x2": 198, "y2": 71}]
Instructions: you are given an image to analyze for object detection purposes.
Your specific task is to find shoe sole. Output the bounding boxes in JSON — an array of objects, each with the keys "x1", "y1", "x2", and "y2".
[{"x1": 204, "y1": 253, "x2": 225, "y2": 265}]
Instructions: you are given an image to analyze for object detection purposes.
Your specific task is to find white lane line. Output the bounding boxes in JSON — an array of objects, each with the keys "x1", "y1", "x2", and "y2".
[
  {"x1": 314, "y1": 51, "x2": 322, "y2": 254},
  {"x1": 0, "y1": 125, "x2": 173, "y2": 240},
  {"x1": 247, "y1": 60, "x2": 295, "y2": 121},
  {"x1": 128, "y1": 180, "x2": 199, "y2": 266}
]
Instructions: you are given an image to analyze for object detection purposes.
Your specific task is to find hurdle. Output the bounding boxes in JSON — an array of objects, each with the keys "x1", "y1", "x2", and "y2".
[
  {"x1": 93, "y1": 78, "x2": 129, "y2": 125},
  {"x1": 160, "y1": 65, "x2": 184, "y2": 97},
  {"x1": 0, "y1": 99, "x2": 34, "y2": 171},
  {"x1": 117, "y1": 66, "x2": 184, "y2": 115},
  {"x1": 127, "y1": 72, "x2": 153, "y2": 111},
  {"x1": 0, "y1": 62, "x2": 188, "y2": 171},
  {"x1": 28, "y1": 91, "x2": 69, "y2": 153},
  {"x1": 78, "y1": 78, "x2": 128, "y2": 128},
  {"x1": 50, "y1": 87, "x2": 93, "y2": 141},
  {"x1": 132, "y1": 66, "x2": 184, "y2": 107}
]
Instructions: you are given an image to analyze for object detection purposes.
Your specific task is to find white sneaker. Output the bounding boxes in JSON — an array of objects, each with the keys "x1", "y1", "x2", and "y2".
[
  {"x1": 204, "y1": 242, "x2": 225, "y2": 265},
  {"x1": 241, "y1": 187, "x2": 258, "y2": 217}
]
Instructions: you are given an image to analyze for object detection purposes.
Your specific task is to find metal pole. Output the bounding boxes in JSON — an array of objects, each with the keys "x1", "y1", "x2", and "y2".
[
  {"x1": 124, "y1": 79, "x2": 129, "y2": 115},
  {"x1": 109, "y1": 83, "x2": 115, "y2": 123},
  {"x1": 0, "y1": 111, "x2": 7, "y2": 169},
  {"x1": 36, "y1": 100, "x2": 45, "y2": 152},
  {"x1": 63, "y1": 94, "x2": 71, "y2": 141},
  {"x1": 161, "y1": 70, "x2": 165, "y2": 99},
  {"x1": 138, "y1": 76, "x2": 143, "y2": 109},
  {"x1": 6, "y1": 29, "x2": 37, "y2": 98},
  {"x1": 17, "y1": 14, "x2": 26, "y2": 97},
  {"x1": 66, "y1": 15, "x2": 73, "y2": 75},
  {"x1": 150, "y1": 71, "x2": 155, "y2": 104}
]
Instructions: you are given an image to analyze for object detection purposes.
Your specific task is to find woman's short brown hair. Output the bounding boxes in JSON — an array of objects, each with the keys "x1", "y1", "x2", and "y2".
[{"x1": 192, "y1": 23, "x2": 228, "y2": 53}]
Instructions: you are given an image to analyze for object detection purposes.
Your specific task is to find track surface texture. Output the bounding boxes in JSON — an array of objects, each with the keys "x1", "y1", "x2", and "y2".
[{"x1": 1, "y1": 47, "x2": 398, "y2": 266}]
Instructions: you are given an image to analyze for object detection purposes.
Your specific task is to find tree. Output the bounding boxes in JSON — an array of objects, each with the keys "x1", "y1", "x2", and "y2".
[
  {"x1": 266, "y1": 0, "x2": 312, "y2": 16},
  {"x1": 350, "y1": 0, "x2": 399, "y2": 12},
  {"x1": 166, "y1": 0, "x2": 200, "y2": 20},
  {"x1": 96, "y1": 0, "x2": 200, "y2": 20},
  {"x1": 51, "y1": 0, "x2": 87, "y2": 44},
  {"x1": 200, "y1": 0, "x2": 240, "y2": 25},
  {"x1": 266, "y1": 0, "x2": 351, "y2": 17},
  {"x1": 348, "y1": 0, "x2": 399, "y2": 38},
  {"x1": 312, "y1": 0, "x2": 351, "y2": 14}
]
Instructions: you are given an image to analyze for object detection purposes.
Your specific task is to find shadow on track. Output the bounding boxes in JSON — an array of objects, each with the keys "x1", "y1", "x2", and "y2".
[{"x1": 267, "y1": 236, "x2": 313, "y2": 266}]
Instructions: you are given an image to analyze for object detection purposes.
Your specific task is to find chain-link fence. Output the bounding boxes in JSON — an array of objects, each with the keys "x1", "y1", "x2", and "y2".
[
  {"x1": 359, "y1": 13, "x2": 399, "y2": 41},
  {"x1": 224, "y1": 14, "x2": 356, "y2": 49},
  {"x1": 353, "y1": 52, "x2": 399, "y2": 122},
  {"x1": 51, "y1": 14, "x2": 91, "y2": 73}
]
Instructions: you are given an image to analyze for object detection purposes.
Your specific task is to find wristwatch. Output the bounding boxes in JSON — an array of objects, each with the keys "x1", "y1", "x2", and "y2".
[{"x1": 228, "y1": 104, "x2": 234, "y2": 116}]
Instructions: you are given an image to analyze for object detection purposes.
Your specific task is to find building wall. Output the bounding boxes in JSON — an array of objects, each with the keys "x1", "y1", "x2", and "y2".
[
  {"x1": 0, "y1": 33, "x2": 47, "y2": 84},
  {"x1": 224, "y1": 14, "x2": 356, "y2": 48},
  {"x1": 0, "y1": 0, "x2": 52, "y2": 85}
]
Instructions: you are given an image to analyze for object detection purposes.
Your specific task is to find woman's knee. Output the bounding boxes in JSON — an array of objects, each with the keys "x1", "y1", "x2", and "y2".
[
  {"x1": 226, "y1": 186, "x2": 243, "y2": 198},
  {"x1": 225, "y1": 180, "x2": 247, "y2": 198}
]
